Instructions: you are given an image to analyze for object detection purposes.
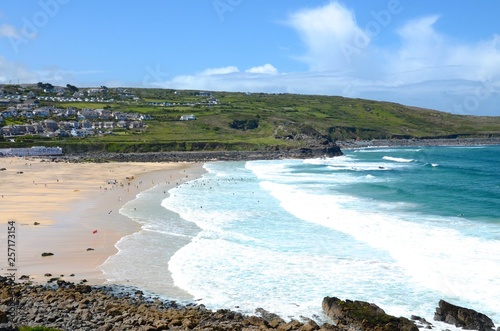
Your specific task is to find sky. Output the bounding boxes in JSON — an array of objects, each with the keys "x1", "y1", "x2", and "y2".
[{"x1": 1, "y1": 0, "x2": 500, "y2": 115}]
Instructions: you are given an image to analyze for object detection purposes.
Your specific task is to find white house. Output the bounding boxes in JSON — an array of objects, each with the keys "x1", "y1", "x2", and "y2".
[
  {"x1": 180, "y1": 114, "x2": 196, "y2": 121},
  {"x1": 33, "y1": 107, "x2": 51, "y2": 117},
  {"x1": 71, "y1": 128, "x2": 90, "y2": 137}
]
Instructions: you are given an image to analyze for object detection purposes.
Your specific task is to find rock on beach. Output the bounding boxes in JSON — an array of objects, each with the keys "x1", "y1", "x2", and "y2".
[{"x1": 434, "y1": 299, "x2": 496, "y2": 331}]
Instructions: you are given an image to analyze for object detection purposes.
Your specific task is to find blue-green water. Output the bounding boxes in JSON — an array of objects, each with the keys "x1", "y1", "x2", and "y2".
[{"x1": 104, "y1": 145, "x2": 500, "y2": 326}]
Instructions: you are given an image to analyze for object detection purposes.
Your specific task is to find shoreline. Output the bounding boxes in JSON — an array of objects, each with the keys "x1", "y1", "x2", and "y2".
[
  {"x1": 37, "y1": 137, "x2": 500, "y2": 163},
  {"x1": 335, "y1": 137, "x2": 500, "y2": 149},
  {"x1": 1, "y1": 140, "x2": 499, "y2": 330},
  {"x1": 99, "y1": 162, "x2": 206, "y2": 302},
  {"x1": 0, "y1": 157, "x2": 205, "y2": 286},
  {"x1": 2, "y1": 136, "x2": 498, "y2": 285}
]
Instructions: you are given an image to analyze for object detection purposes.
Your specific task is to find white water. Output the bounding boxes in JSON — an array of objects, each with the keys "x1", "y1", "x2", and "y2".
[{"x1": 101, "y1": 149, "x2": 500, "y2": 327}]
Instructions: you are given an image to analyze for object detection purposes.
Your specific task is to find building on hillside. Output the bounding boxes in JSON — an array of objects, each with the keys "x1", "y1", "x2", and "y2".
[
  {"x1": 41, "y1": 119, "x2": 59, "y2": 132},
  {"x1": 0, "y1": 146, "x2": 63, "y2": 157},
  {"x1": 1, "y1": 108, "x2": 18, "y2": 118},
  {"x1": 180, "y1": 114, "x2": 196, "y2": 121}
]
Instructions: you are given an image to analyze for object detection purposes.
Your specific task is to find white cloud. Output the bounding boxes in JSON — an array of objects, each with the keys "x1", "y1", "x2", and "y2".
[
  {"x1": 4, "y1": 1, "x2": 499, "y2": 116},
  {"x1": 201, "y1": 66, "x2": 239, "y2": 76},
  {"x1": 392, "y1": 16, "x2": 500, "y2": 83},
  {"x1": 286, "y1": 2, "x2": 500, "y2": 84},
  {"x1": 287, "y1": 2, "x2": 368, "y2": 71},
  {"x1": 0, "y1": 58, "x2": 106, "y2": 87},
  {"x1": 0, "y1": 57, "x2": 39, "y2": 83},
  {"x1": 273, "y1": 2, "x2": 500, "y2": 115},
  {"x1": 0, "y1": 24, "x2": 20, "y2": 38},
  {"x1": 34, "y1": 68, "x2": 104, "y2": 82},
  {"x1": 245, "y1": 64, "x2": 278, "y2": 74}
]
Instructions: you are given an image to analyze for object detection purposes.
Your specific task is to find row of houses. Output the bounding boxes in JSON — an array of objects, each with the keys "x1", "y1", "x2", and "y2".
[
  {"x1": 0, "y1": 146, "x2": 63, "y2": 157},
  {"x1": 0, "y1": 90, "x2": 115, "y2": 105},
  {"x1": 1, "y1": 119, "x2": 144, "y2": 138},
  {"x1": 37, "y1": 96, "x2": 114, "y2": 103},
  {"x1": 1, "y1": 105, "x2": 150, "y2": 122},
  {"x1": 146, "y1": 97, "x2": 219, "y2": 108}
]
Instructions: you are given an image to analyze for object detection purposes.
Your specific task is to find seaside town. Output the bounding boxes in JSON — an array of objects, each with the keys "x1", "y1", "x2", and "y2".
[
  {"x1": 0, "y1": 83, "x2": 216, "y2": 140},
  {"x1": 0, "y1": 84, "x2": 146, "y2": 139}
]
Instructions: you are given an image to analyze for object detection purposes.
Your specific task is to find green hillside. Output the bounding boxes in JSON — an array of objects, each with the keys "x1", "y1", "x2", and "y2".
[{"x1": 2, "y1": 86, "x2": 500, "y2": 153}]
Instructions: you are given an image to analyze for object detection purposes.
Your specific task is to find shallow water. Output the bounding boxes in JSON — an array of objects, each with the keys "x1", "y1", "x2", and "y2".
[{"x1": 102, "y1": 145, "x2": 500, "y2": 326}]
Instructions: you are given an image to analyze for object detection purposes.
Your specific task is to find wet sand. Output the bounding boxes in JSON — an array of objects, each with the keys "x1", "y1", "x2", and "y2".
[{"x1": 0, "y1": 157, "x2": 204, "y2": 284}]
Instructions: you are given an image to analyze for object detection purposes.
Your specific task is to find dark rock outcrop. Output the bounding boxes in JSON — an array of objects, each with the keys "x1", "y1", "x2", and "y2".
[
  {"x1": 410, "y1": 315, "x2": 433, "y2": 329},
  {"x1": 229, "y1": 118, "x2": 259, "y2": 130},
  {"x1": 434, "y1": 300, "x2": 495, "y2": 331},
  {"x1": 322, "y1": 296, "x2": 419, "y2": 331}
]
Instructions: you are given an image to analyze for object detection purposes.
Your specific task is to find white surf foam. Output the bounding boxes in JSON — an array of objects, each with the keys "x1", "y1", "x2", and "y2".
[
  {"x1": 259, "y1": 181, "x2": 500, "y2": 323},
  {"x1": 382, "y1": 156, "x2": 414, "y2": 163}
]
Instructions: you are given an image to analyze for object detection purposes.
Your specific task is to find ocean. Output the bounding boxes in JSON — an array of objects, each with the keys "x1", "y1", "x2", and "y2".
[{"x1": 101, "y1": 145, "x2": 500, "y2": 327}]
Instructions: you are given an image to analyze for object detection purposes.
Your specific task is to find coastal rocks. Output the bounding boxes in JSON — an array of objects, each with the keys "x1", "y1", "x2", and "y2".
[
  {"x1": 1, "y1": 278, "x2": 341, "y2": 331},
  {"x1": 434, "y1": 300, "x2": 495, "y2": 331},
  {"x1": 410, "y1": 315, "x2": 433, "y2": 329},
  {"x1": 255, "y1": 307, "x2": 286, "y2": 327},
  {"x1": 3, "y1": 276, "x2": 495, "y2": 331},
  {"x1": 322, "y1": 296, "x2": 418, "y2": 331},
  {"x1": 58, "y1": 145, "x2": 343, "y2": 164},
  {"x1": 335, "y1": 137, "x2": 500, "y2": 149}
]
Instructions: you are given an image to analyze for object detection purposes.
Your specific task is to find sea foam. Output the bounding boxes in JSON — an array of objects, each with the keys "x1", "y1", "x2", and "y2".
[{"x1": 102, "y1": 146, "x2": 500, "y2": 327}]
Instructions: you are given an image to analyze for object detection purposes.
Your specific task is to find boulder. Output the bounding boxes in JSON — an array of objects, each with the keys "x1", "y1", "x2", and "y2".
[
  {"x1": 322, "y1": 296, "x2": 419, "y2": 331},
  {"x1": 299, "y1": 319, "x2": 320, "y2": 331},
  {"x1": 255, "y1": 307, "x2": 285, "y2": 324},
  {"x1": 434, "y1": 300, "x2": 495, "y2": 331}
]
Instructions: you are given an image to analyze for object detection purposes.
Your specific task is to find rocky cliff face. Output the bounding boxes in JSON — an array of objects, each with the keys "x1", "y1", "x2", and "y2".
[{"x1": 274, "y1": 122, "x2": 335, "y2": 149}]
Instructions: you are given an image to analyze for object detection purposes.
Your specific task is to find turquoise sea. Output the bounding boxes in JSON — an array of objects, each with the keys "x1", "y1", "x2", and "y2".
[{"x1": 101, "y1": 145, "x2": 500, "y2": 327}]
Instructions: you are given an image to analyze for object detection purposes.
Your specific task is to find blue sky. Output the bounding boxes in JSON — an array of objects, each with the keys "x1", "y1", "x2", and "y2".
[{"x1": 1, "y1": 1, "x2": 499, "y2": 115}]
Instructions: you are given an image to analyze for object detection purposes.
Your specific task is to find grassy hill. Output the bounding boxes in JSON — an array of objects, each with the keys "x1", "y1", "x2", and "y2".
[{"x1": 3, "y1": 87, "x2": 500, "y2": 153}]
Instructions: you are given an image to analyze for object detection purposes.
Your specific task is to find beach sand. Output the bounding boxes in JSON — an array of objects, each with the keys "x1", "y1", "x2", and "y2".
[{"x1": 0, "y1": 157, "x2": 204, "y2": 285}]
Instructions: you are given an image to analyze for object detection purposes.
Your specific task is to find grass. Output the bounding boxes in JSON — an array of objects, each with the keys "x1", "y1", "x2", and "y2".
[{"x1": 4, "y1": 89, "x2": 500, "y2": 152}]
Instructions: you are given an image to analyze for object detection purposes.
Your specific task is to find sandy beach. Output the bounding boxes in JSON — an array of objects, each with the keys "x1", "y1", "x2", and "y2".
[{"x1": 0, "y1": 157, "x2": 205, "y2": 285}]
